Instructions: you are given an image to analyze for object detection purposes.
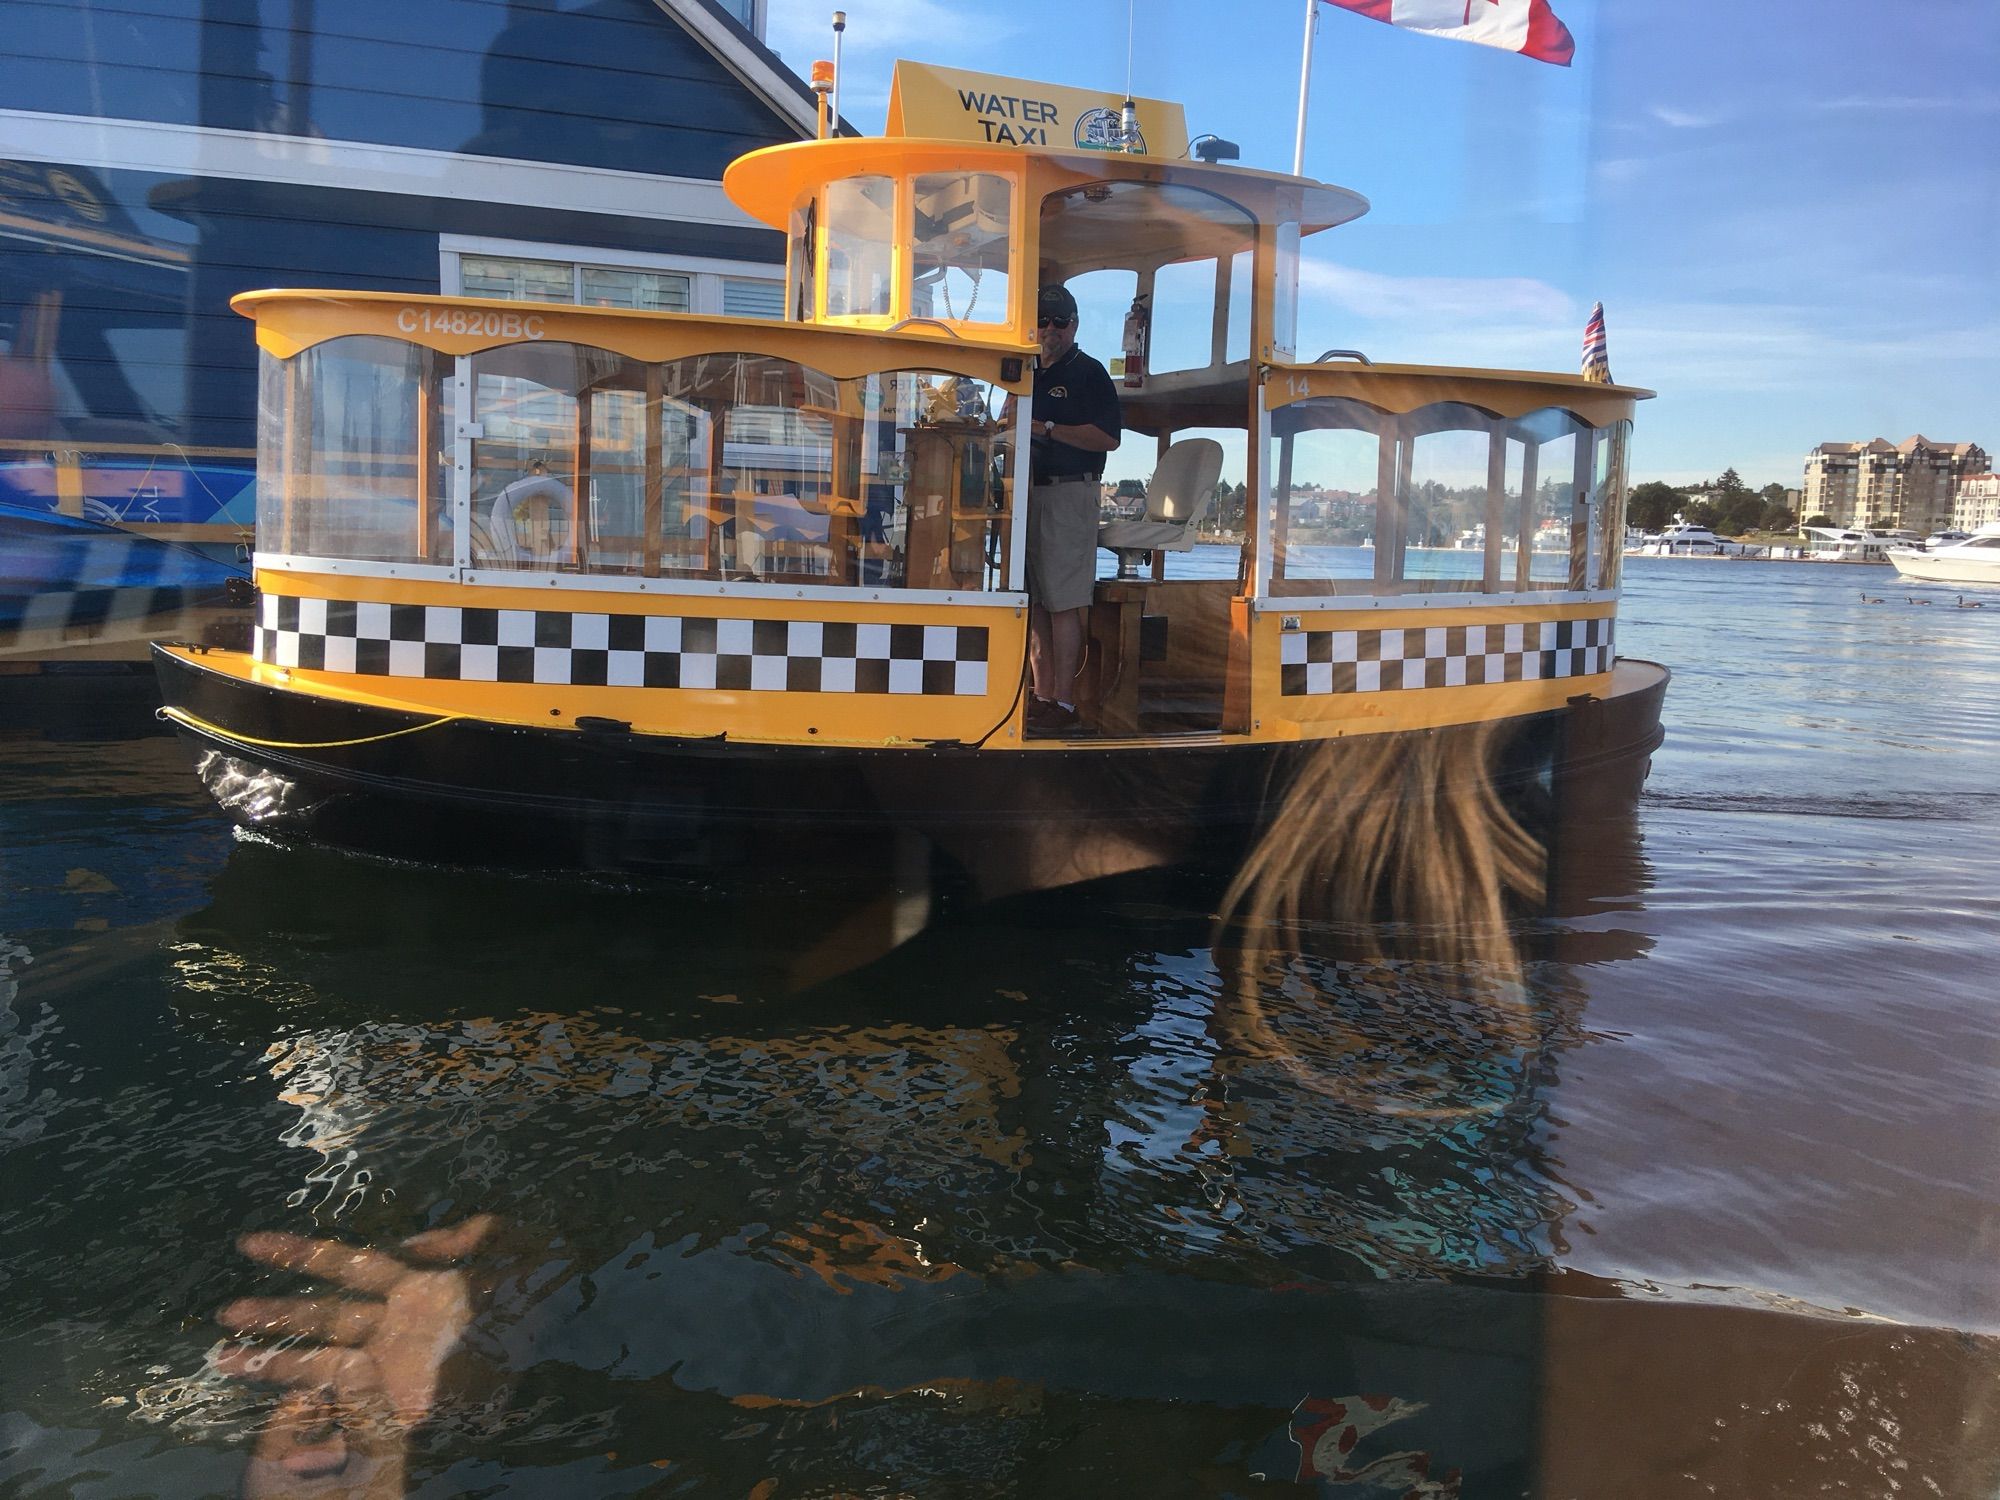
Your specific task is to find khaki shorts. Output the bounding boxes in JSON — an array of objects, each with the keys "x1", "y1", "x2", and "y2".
[{"x1": 1026, "y1": 479, "x2": 1100, "y2": 612}]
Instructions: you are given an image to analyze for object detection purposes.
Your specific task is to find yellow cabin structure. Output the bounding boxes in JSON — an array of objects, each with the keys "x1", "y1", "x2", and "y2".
[{"x1": 154, "y1": 61, "x2": 1665, "y2": 870}]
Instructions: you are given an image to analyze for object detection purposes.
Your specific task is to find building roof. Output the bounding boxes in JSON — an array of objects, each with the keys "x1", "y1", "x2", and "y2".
[{"x1": 1812, "y1": 437, "x2": 1987, "y2": 461}]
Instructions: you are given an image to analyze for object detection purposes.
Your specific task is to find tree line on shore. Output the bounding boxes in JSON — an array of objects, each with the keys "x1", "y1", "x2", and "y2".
[
  {"x1": 1630, "y1": 469, "x2": 1801, "y2": 536},
  {"x1": 1151, "y1": 467, "x2": 1809, "y2": 541}
]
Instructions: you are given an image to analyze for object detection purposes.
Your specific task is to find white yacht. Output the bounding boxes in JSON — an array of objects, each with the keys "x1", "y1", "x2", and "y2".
[
  {"x1": 1887, "y1": 523, "x2": 2000, "y2": 585},
  {"x1": 1802, "y1": 525, "x2": 1919, "y2": 563},
  {"x1": 1637, "y1": 518, "x2": 1724, "y2": 555}
]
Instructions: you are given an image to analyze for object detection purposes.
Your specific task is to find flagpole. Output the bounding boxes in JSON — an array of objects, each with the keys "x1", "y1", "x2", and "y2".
[{"x1": 1292, "y1": 0, "x2": 1317, "y2": 176}]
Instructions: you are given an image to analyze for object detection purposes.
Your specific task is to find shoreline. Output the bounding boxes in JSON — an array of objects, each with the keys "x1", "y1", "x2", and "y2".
[{"x1": 1186, "y1": 538, "x2": 1897, "y2": 566}]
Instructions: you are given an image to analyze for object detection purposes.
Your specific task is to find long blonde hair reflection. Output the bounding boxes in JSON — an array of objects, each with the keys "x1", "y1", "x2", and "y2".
[{"x1": 1212, "y1": 718, "x2": 1553, "y2": 1120}]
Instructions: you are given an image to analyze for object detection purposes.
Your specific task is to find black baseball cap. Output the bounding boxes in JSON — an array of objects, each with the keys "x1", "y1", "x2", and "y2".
[{"x1": 1037, "y1": 284, "x2": 1078, "y2": 321}]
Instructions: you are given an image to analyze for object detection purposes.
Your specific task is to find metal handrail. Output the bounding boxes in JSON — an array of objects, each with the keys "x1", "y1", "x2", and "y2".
[
  {"x1": 886, "y1": 317, "x2": 964, "y2": 339},
  {"x1": 1313, "y1": 348, "x2": 1372, "y2": 365}
]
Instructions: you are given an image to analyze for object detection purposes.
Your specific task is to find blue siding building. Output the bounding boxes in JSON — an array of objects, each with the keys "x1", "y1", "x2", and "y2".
[{"x1": 0, "y1": 0, "x2": 818, "y2": 530}]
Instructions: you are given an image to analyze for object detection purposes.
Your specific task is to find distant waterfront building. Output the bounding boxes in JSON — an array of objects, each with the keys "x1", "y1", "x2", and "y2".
[
  {"x1": 1955, "y1": 473, "x2": 2000, "y2": 531},
  {"x1": 1803, "y1": 437, "x2": 1990, "y2": 531}
]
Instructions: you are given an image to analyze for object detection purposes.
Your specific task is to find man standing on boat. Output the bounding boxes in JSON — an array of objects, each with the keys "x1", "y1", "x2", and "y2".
[{"x1": 1022, "y1": 283, "x2": 1120, "y2": 736}]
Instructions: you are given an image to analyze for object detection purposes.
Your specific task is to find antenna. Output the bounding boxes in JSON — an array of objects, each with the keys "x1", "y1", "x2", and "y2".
[
  {"x1": 830, "y1": 11, "x2": 846, "y2": 136},
  {"x1": 1118, "y1": 0, "x2": 1144, "y2": 151},
  {"x1": 1125, "y1": 0, "x2": 1135, "y2": 101}
]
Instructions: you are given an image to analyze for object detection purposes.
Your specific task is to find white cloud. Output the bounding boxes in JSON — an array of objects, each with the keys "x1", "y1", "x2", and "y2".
[
  {"x1": 1611, "y1": 305, "x2": 2000, "y2": 395},
  {"x1": 1648, "y1": 105, "x2": 1726, "y2": 129},
  {"x1": 1296, "y1": 259, "x2": 1574, "y2": 325},
  {"x1": 1592, "y1": 157, "x2": 1648, "y2": 186}
]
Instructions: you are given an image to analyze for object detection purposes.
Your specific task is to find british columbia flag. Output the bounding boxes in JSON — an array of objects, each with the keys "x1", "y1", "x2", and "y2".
[
  {"x1": 1319, "y1": 0, "x2": 1575, "y2": 65},
  {"x1": 1581, "y1": 301, "x2": 1612, "y2": 384}
]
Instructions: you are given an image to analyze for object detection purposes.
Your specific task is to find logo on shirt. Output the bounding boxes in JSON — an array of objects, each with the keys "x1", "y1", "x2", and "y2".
[{"x1": 1046, "y1": 385, "x2": 1069, "y2": 398}]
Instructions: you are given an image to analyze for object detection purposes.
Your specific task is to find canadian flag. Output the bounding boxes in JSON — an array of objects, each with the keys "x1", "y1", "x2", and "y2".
[{"x1": 1321, "y1": 0, "x2": 1575, "y2": 66}]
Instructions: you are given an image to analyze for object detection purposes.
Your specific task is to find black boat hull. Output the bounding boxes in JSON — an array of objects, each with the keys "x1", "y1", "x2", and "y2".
[{"x1": 153, "y1": 644, "x2": 1668, "y2": 875}]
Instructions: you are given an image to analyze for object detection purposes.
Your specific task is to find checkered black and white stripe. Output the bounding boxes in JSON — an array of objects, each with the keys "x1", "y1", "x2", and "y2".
[
  {"x1": 1279, "y1": 617, "x2": 1614, "y2": 696},
  {"x1": 256, "y1": 596, "x2": 991, "y2": 696}
]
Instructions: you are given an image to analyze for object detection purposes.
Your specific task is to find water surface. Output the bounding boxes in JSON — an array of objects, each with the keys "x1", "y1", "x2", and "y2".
[{"x1": 2, "y1": 556, "x2": 1997, "y2": 1496}]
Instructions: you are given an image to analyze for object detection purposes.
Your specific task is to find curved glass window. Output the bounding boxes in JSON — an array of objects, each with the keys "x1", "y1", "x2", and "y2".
[
  {"x1": 1149, "y1": 256, "x2": 1219, "y2": 374},
  {"x1": 258, "y1": 335, "x2": 447, "y2": 565},
  {"x1": 265, "y1": 338, "x2": 1016, "y2": 591},
  {"x1": 638, "y1": 357, "x2": 1006, "y2": 589},
  {"x1": 1269, "y1": 396, "x2": 1609, "y2": 596},
  {"x1": 1041, "y1": 180, "x2": 1258, "y2": 382},
  {"x1": 1269, "y1": 398, "x2": 1385, "y2": 586},
  {"x1": 1592, "y1": 419, "x2": 1632, "y2": 589},
  {"x1": 911, "y1": 173, "x2": 1011, "y2": 326},
  {"x1": 823, "y1": 176, "x2": 895, "y2": 319},
  {"x1": 467, "y1": 342, "x2": 647, "y2": 572}
]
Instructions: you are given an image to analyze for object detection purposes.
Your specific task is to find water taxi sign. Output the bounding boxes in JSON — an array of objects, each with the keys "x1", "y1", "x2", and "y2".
[{"x1": 884, "y1": 60, "x2": 1188, "y2": 156}]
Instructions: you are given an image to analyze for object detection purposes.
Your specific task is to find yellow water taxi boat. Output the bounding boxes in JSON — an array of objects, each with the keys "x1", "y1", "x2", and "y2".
[{"x1": 154, "y1": 63, "x2": 1664, "y2": 871}]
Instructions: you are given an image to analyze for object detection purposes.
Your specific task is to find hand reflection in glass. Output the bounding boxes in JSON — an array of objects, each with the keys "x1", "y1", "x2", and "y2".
[{"x1": 212, "y1": 1215, "x2": 495, "y2": 1499}]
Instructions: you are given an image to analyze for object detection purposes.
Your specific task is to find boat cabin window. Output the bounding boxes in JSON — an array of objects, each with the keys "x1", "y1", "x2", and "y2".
[
  {"x1": 1146, "y1": 258, "x2": 1209, "y2": 375},
  {"x1": 1135, "y1": 249, "x2": 1254, "y2": 374},
  {"x1": 1268, "y1": 398, "x2": 1627, "y2": 596},
  {"x1": 259, "y1": 339, "x2": 1016, "y2": 594},
  {"x1": 466, "y1": 341, "x2": 648, "y2": 572},
  {"x1": 259, "y1": 334, "x2": 449, "y2": 565},
  {"x1": 467, "y1": 348, "x2": 1009, "y2": 588},
  {"x1": 823, "y1": 176, "x2": 896, "y2": 319},
  {"x1": 911, "y1": 173, "x2": 1012, "y2": 326},
  {"x1": 1593, "y1": 419, "x2": 1629, "y2": 590},
  {"x1": 1062, "y1": 266, "x2": 1138, "y2": 370},
  {"x1": 1038, "y1": 180, "x2": 1257, "y2": 426}
]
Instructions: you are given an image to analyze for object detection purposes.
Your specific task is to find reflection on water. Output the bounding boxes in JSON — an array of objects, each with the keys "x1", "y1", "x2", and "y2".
[{"x1": 2, "y1": 561, "x2": 1999, "y2": 1495}]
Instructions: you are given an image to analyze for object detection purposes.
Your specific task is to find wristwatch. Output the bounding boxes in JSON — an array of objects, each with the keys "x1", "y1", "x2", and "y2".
[{"x1": 1041, "y1": 419, "x2": 1055, "y2": 437}]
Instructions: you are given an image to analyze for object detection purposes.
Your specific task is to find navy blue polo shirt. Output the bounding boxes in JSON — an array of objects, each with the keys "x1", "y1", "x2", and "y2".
[{"x1": 1031, "y1": 344, "x2": 1121, "y2": 482}]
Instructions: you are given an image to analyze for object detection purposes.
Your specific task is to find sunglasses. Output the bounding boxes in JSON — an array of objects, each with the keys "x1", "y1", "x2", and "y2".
[{"x1": 1037, "y1": 316, "x2": 1074, "y2": 329}]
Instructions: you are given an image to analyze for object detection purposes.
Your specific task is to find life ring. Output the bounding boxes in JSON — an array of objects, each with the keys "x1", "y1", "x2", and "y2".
[{"x1": 483, "y1": 474, "x2": 572, "y2": 564}]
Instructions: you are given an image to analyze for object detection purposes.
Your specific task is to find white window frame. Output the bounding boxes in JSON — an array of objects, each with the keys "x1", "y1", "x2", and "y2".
[{"x1": 439, "y1": 234, "x2": 783, "y2": 318}]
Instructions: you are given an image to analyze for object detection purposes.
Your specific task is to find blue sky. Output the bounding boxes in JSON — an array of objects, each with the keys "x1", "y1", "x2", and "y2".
[{"x1": 766, "y1": 0, "x2": 1998, "y2": 488}]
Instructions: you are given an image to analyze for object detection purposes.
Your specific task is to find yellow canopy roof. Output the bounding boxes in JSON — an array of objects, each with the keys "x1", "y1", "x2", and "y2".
[{"x1": 722, "y1": 137, "x2": 1369, "y2": 238}]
